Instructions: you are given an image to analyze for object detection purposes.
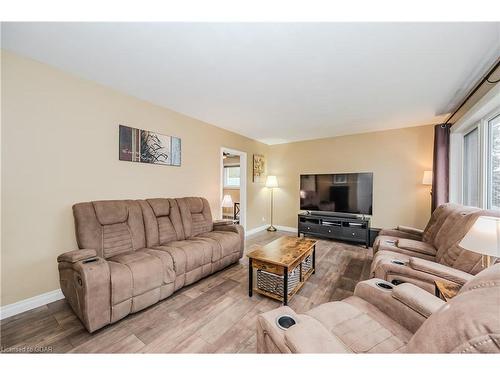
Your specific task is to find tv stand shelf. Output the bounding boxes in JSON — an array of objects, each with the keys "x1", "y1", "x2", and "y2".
[{"x1": 298, "y1": 213, "x2": 370, "y2": 248}]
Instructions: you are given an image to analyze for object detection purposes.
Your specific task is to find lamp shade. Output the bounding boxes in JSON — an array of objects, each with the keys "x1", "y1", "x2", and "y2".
[
  {"x1": 422, "y1": 170, "x2": 433, "y2": 185},
  {"x1": 459, "y1": 216, "x2": 500, "y2": 258},
  {"x1": 221, "y1": 194, "x2": 233, "y2": 208},
  {"x1": 265, "y1": 175, "x2": 279, "y2": 188}
]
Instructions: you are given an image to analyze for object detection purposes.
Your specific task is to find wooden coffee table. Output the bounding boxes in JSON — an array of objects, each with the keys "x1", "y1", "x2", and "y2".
[
  {"x1": 434, "y1": 280, "x2": 460, "y2": 301},
  {"x1": 247, "y1": 236, "x2": 317, "y2": 305}
]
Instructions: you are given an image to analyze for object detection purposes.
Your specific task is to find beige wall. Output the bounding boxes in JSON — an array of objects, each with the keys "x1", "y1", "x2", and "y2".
[
  {"x1": 0, "y1": 51, "x2": 270, "y2": 305},
  {"x1": 1, "y1": 50, "x2": 435, "y2": 307},
  {"x1": 268, "y1": 125, "x2": 434, "y2": 230}
]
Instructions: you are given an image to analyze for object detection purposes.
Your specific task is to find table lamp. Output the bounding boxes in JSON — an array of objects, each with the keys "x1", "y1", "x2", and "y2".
[
  {"x1": 265, "y1": 175, "x2": 278, "y2": 232},
  {"x1": 422, "y1": 170, "x2": 433, "y2": 186},
  {"x1": 221, "y1": 194, "x2": 233, "y2": 219},
  {"x1": 459, "y1": 216, "x2": 500, "y2": 268}
]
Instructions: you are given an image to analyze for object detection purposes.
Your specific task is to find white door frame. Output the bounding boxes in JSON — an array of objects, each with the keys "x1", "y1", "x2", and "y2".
[{"x1": 220, "y1": 147, "x2": 247, "y2": 232}]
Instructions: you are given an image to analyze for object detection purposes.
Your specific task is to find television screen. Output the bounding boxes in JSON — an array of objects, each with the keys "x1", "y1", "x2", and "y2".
[{"x1": 300, "y1": 173, "x2": 373, "y2": 215}]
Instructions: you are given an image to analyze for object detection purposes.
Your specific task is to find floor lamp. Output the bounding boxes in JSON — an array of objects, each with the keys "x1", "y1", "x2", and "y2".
[{"x1": 266, "y1": 175, "x2": 278, "y2": 232}]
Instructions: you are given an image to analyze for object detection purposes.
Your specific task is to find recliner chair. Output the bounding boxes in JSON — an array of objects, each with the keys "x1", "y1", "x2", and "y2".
[
  {"x1": 371, "y1": 205, "x2": 499, "y2": 292},
  {"x1": 374, "y1": 203, "x2": 459, "y2": 245},
  {"x1": 256, "y1": 263, "x2": 500, "y2": 353}
]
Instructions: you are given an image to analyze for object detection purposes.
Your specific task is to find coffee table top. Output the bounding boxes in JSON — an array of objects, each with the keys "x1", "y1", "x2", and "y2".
[{"x1": 247, "y1": 236, "x2": 317, "y2": 267}]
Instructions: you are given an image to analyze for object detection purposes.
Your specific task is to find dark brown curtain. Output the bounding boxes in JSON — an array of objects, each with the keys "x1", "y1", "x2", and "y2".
[{"x1": 432, "y1": 124, "x2": 451, "y2": 212}]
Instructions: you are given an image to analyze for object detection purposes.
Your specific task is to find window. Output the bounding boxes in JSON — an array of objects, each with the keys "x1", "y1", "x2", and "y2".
[
  {"x1": 488, "y1": 114, "x2": 500, "y2": 210},
  {"x1": 463, "y1": 127, "x2": 480, "y2": 207},
  {"x1": 224, "y1": 166, "x2": 240, "y2": 188}
]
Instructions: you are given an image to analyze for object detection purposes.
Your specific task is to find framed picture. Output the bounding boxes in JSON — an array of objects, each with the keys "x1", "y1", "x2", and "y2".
[
  {"x1": 119, "y1": 125, "x2": 181, "y2": 166},
  {"x1": 253, "y1": 154, "x2": 266, "y2": 183}
]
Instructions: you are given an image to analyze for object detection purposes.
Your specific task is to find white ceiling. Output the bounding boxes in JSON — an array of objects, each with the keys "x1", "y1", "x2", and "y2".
[{"x1": 2, "y1": 22, "x2": 499, "y2": 144}]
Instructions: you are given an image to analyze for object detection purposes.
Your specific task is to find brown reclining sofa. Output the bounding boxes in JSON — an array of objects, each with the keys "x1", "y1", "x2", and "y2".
[
  {"x1": 57, "y1": 197, "x2": 244, "y2": 332},
  {"x1": 370, "y1": 203, "x2": 499, "y2": 293},
  {"x1": 257, "y1": 263, "x2": 500, "y2": 353}
]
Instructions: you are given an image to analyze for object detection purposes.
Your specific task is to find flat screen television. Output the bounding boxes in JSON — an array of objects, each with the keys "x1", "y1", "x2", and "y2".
[{"x1": 300, "y1": 173, "x2": 373, "y2": 215}]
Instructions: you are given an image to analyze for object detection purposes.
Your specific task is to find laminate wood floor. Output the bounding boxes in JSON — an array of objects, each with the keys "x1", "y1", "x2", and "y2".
[{"x1": 0, "y1": 231, "x2": 372, "y2": 353}]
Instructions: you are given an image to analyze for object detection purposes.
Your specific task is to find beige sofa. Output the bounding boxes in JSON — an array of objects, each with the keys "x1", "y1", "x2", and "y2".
[
  {"x1": 257, "y1": 263, "x2": 500, "y2": 353},
  {"x1": 58, "y1": 197, "x2": 244, "y2": 332},
  {"x1": 370, "y1": 204, "x2": 499, "y2": 292}
]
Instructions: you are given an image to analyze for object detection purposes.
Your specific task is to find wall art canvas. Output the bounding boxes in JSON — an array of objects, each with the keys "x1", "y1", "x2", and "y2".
[
  {"x1": 119, "y1": 125, "x2": 181, "y2": 166},
  {"x1": 253, "y1": 154, "x2": 266, "y2": 183}
]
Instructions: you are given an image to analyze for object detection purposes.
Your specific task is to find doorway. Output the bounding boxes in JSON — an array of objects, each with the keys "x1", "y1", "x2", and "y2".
[{"x1": 220, "y1": 147, "x2": 247, "y2": 231}]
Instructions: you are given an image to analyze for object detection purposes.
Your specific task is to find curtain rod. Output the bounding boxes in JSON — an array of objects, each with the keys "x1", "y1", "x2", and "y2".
[{"x1": 445, "y1": 58, "x2": 500, "y2": 125}]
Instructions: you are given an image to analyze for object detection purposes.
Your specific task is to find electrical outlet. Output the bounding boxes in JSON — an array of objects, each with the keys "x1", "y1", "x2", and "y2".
[{"x1": 262, "y1": 217, "x2": 266, "y2": 222}]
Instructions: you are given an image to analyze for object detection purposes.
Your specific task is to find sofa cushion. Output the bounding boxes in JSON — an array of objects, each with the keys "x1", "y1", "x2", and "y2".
[
  {"x1": 375, "y1": 236, "x2": 435, "y2": 261},
  {"x1": 177, "y1": 197, "x2": 214, "y2": 237},
  {"x1": 434, "y1": 208, "x2": 499, "y2": 274},
  {"x1": 93, "y1": 200, "x2": 128, "y2": 225},
  {"x1": 285, "y1": 315, "x2": 352, "y2": 353},
  {"x1": 139, "y1": 199, "x2": 185, "y2": 247},
  {"x1": 377, "y1": 229, "x2": 421, "y2": 242},
  {"x1": 196, "y1": 231, "x2": 241, "y2": 259},
  {"x1": 397, "y1": 239, "x2": 437, "y2": 256},
  {"x1": 305, "y1": 296, "x2": 412, "y2": 353},
  {"x1": 108, "y1": 251, "x2": 163, "y2": 296},
  {"x1": 73, "y1": 200, "x2": 146, "y2": 258},
  {"x1": 421, "y1": 203, "x2": 460, "y2": 244},
  {"x1": 163, "y1": 239, "x2": 213, "y2": 272}
]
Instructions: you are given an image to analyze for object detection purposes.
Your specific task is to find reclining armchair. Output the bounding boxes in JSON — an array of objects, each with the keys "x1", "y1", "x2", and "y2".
[
  {"x1": 373, "y1": 203, "x2": 464, "y2": 259},
  {"x1": 257, "y1": 263, "x2": 500, "y2": 353},
  {"x1": 371, "y1": 205, "x2": 499, "y2": 292}
]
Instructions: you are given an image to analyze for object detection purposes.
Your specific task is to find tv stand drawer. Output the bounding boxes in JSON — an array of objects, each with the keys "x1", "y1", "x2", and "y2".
[
  {"x1": 319, "y1": 225, "x2": 342, "y2": 236},
  {"x1": 299, "y1": 223, "x2": 322, "y2": 234},
  {"x1": 342, "y1": 227, "x2": 366, "y2": 241}
]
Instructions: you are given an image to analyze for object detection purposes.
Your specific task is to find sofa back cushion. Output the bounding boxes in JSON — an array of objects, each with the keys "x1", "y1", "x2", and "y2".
[
  {"x1": 406, "y1": 263, "x2": 500, "y2": 353},
  {"x1": 139, "y1": 198, "x2": 185, "y2": 247},
  {"x1": 177, "y1": 197, "x2": 213, "y2": 237},
  {"x1": 73, "y1": 200, "x2": 146, "y2": 258},
  {"x1": 433, "y1": 208, "x2": 500, "y2": 274},
  {"x1": 422, "y1": 203, "x2": 460, "y2": 244}
]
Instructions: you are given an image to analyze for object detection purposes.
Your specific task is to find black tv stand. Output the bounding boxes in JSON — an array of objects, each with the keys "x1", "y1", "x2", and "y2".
[
  {"x1": 308, "y1": 210, "x2": 358, "y2": 219},
  {"x1": 298, "y1": 212, "x2": 370, "y2": 248}
]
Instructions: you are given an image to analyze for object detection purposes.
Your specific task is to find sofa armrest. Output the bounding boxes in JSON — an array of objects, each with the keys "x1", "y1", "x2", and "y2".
[
  {"x1": 213, "y1": 223, "x2": 245, "y2": 258},
  {"x1": 392, "y1": 283, "x2": 444, "y2": 318},
  {"x1": 354, "y1": 279, "x2": 431, "y2": 332},
  {"x1": 397, "y1": 239, "x2": 437, "y2": 256},
  {"x1": 285, "y1": 315, "x2": 351, "y2": 353},
  {"x1": 378, "y1": 229, "x2": 422, "y2": 242},
  {"x1": 409, "y1": 257, "x2": 473, "y2": 285},
  {"x1": 57, "y1": 249, "x2": 97, "y2": 263},
  {"x1": 58, "y1": 255, "x2": 111, "y2": 332},
  {"x1": 397, "y1": 225, "x2": 424, "y2": 237}
]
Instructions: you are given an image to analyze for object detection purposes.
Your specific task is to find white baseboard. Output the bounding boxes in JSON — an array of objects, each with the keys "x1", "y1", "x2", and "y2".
[
  {"x1": 245, "y1": 225, "x2": 298, "y2": 237},
  {"x1": 245, "y1": 225, "x2": 268, "y2": 236},
  {"x1": 0, "y1": 289, "x2": 64, "y2": 320},
  {"x1": 275, "y1": 225, "x2": 298, "y2": 233}
]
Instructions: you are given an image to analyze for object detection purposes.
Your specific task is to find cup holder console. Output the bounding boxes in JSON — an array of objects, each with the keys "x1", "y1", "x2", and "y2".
[
  {"x1": 391, "y1": 260, "x2": 405, "y2": 266},
  {"x1": 376, "y1": 282, "x2": 393, "y2": 290},
  {"x1": 276, "y1": 315, "x2": 296, "y2": 330}
]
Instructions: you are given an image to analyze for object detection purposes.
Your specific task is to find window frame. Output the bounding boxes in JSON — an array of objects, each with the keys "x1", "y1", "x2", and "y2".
[
  {"x1": 450, "y1": 89, "x2": 500, "y2": 210},
  {"x1": 223, "y1": 165, "x2": 241, "y2": 188},
  {"x1": 487, "y1": 113, "x2": 500, "y2": 210},
  {"x1": 462, "y1": 126, "x2": 481, "y2": 207}
]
